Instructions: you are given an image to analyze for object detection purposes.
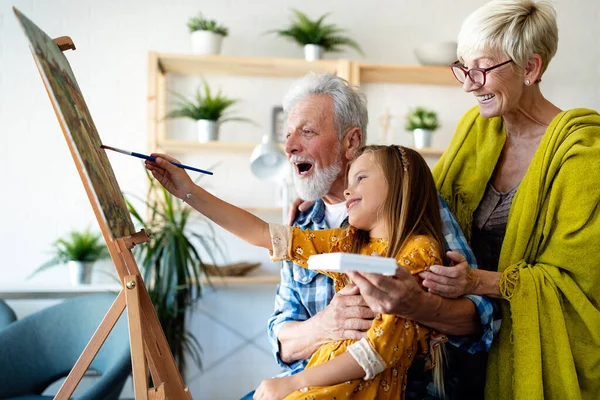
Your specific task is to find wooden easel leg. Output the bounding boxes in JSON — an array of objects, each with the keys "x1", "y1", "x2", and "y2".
[
  {"x1": 149, "y1": 384, "x2": 166, "y2": 400},
  {"x1": 124, "y1": 274, "x2": 149, "y2": 400},
  {"x1": 54, "y1": 236, "x2": 192, "y2": 399},
  {"x1": 55, "y1": 273, "x2": 191, "y2": 400},
  {"x1": 147, "y1": 385, "x2": 189, "y2": 399},
  {"x1": 116, "y1": 239, "x2": 192, "y2": 399},
  {"x1": 124, "y1": 274, "x2": 192, "y2": 399},
  {"x1": 54, "y1": 290, "x2": 127, "y2": 400}
]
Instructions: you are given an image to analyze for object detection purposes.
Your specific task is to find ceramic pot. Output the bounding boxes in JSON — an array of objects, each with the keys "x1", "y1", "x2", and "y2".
[
  {"x1": 191, "y1": 31, "x2": 224, "y2": 55},
  {"x1": 68, "y1": 261, "x2": 94, "y2": 286},
  {"x1": 197, "y1": 119, "x2": 218, "y2": 142},
  {"x1": 304, "y1": 44, "x2": 323, "y2": 61},
  {"x1": 412, "y1": 128, "x2": 433, "y2": 149}
]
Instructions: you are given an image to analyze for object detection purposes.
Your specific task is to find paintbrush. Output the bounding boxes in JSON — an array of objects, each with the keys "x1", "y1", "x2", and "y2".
[{"x1": 101, "y1": 145, "x2": 213, "y2": 175}]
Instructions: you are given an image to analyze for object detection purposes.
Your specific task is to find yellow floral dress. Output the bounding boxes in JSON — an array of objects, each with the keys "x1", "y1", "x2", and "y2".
[{"x1": 269, "y1": 225, "x2": 443, "y2": 400}]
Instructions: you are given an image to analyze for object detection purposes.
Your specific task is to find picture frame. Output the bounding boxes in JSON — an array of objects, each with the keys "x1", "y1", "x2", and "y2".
[{"x1": 272, "y1": 106, "x2": 286, "y2": 143}]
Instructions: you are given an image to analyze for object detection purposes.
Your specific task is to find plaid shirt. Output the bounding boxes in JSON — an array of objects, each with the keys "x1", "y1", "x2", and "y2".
[{"x1": 266, "y1": 195, "x2": 501, "y2": 397}]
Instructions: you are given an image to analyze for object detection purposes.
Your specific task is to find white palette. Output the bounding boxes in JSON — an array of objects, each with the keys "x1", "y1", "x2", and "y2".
[{"x1": 307, "y1": 253, "x2": 398, "y2": 275}]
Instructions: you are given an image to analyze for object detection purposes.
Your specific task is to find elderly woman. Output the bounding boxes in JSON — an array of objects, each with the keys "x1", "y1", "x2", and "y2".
[{"x1": 349, "y1": 1, "x2": 600, "y2": 399}]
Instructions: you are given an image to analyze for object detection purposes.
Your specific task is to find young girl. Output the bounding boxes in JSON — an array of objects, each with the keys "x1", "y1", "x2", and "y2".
[{"x1": 145, "y1": 145, "x2": 447, "y2": 400}]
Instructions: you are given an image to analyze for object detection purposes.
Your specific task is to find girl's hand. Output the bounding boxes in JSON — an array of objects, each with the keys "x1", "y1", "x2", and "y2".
[
  {"x1": 419, "y1": 251, "x2": 479, "y2": 298},
  {"x1": 254, "y1": 376, "x2": 300, "y2": 400},
  {"x1": 144, "y1": 153, "x2": 195, "y2": 200}
]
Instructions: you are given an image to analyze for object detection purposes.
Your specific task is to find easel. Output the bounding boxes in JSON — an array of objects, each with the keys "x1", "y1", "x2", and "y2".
[{"x1": 44, "y1": 36, "x2": 192, "y2": 399}]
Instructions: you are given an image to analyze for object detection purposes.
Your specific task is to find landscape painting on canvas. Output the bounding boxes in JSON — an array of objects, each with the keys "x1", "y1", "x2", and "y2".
[{"x1": 14, "y1": 8, "x2": 135, "y2": 240}]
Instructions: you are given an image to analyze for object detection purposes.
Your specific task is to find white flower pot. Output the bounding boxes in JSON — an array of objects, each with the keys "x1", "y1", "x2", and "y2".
[
  {"x1": 68, "y1": 261, "x2": 94, "y2": 286},
  {"x1": 191, "y1": 31, "x2": 224, "y2": 55},
  {"x1": 304, "y1": 44, "x2": 324, "y2": 61},
  {"x1": 198, "y1": 119, "x2": 219, "y2": 142},
  {"x1": 412, "y1": 128, "x2": 433, "y2": 149}
]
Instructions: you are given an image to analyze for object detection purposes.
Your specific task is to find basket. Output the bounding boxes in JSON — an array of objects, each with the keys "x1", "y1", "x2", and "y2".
[{"x1": 204, "y1": 262, "x2": 261, "y2": 277}]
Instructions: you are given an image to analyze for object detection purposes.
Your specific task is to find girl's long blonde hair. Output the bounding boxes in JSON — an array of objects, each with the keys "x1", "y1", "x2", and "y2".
[
  {"x1": 349, "y1": 145, "x2": 445, "y2": 258},
  {"x1": 347, "y1": 144, "x2": 448, "y2": 398}
]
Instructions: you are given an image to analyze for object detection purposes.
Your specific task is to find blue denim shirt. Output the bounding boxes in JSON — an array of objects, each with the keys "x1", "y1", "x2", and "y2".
[{"x1": 266, "y1": 195, "x2": 501, "y2": 395}]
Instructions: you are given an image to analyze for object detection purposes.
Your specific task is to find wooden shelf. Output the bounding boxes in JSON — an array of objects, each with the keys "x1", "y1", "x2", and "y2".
[
  {"x1": 157, "y1": 139, "x2": 443, "y2": 157},
  {"x1": 202, "y1": 275, "x2": 280, "y2": 284},
  {"x1": 156, "y1": 53, "x2": 340, "y2": 78},
  {"x1": 358, "y1": 63, "x2": 458, "y2": 86},
  {"x1": 157, "y1": 139, "x2": 284, "y2": 153},
  {"x1": 416, "y1": 147, "x2": 445, "y2": 156}
]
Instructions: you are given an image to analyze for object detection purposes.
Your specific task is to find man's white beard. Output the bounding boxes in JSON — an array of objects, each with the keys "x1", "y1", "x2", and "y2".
[{"x1": 292, "y1": 153, "x2": 343, "y2": 201}]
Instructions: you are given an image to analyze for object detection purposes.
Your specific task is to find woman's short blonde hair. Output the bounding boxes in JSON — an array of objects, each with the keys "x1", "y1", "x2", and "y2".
[{"x1": 457, "y1": 0, "x2": 558, "y2": 77}]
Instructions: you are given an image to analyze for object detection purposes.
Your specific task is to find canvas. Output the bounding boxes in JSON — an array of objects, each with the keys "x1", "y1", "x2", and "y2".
[{"x1": 14, "y1": 8, "x2": 135, "y2": 240}]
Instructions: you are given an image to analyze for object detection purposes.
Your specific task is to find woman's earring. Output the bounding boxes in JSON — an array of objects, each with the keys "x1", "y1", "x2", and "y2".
[{"x1": 525, "y1": 79, "x2": 531, "y2": 85}]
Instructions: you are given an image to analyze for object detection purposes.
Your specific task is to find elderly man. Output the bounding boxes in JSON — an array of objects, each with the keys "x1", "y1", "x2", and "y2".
[{"x1": 259, "y1": 73, "x2": 499, "y2": 399}]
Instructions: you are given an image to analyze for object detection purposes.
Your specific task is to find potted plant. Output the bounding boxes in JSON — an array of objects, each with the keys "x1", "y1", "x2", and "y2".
[
  {"x1": 405, "y1": 106, "x2": 440, "y2": 149},
  {"x1": 270, "y1": 10, "x2": 364, "y2": 61},
  {"x1": 126, "y1": 171, "x2": 225, "y2": 374},
  {"x1": 30, "y1": 229, "x2": 110, "y2": 286},
  {"x1": 165, "y1": 79, "x2": 253, "y2": 142},
  {"x1": 187, "y1": 13, "x2": 228, "y2": 55}
]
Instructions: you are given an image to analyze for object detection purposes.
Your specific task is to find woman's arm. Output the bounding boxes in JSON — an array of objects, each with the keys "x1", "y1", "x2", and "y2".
[
  {"x1": 145, "y1": 155, "x2": 272, "y2": 250},
  {"x1": 419, "y1": 251, "x2": 502, "y2": 298}
]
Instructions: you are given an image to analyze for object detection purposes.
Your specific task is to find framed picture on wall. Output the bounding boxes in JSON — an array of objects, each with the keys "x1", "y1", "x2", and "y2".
[{"x1": 272, "y1": 106, "x2": 286, "y2": 143}]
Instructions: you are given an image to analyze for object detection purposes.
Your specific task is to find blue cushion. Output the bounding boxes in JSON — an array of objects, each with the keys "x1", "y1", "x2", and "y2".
[
  {"x1": 0, "y1": 299, "x2": 17, "y2": 330},
  {"x1": 0, "y1": 293, "x2": 130, "y2": 399}
]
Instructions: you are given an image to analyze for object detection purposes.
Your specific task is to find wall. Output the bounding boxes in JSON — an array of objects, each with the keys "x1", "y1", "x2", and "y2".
[{"x1": 1, "y1": 0, "x2": 599, "y2": 398}]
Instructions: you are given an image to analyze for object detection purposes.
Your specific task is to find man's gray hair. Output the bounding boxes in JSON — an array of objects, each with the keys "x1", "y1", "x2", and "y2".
[{"x1": 283, "y1": 73, "x2": 368, "y2": 145}]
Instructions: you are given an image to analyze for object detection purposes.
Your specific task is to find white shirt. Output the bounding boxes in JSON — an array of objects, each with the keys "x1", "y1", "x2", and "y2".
[{"x1": 324, "y1": 201, "x2": 348, "y2": 229}]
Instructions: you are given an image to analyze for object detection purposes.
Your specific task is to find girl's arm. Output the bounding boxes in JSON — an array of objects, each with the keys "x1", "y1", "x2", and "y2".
[
  {"x1": 145, "y1": 155, "x2": 272, "y2": 250},
  {"x1": 293, "y1": 352, "x2": 365, "y2": 387},
  {"x1": 185, "y1": 184, "x2": 272, "y2": 250},
  {"x1": 255, "y1": 353, "x2": 365, "y2": 398}
]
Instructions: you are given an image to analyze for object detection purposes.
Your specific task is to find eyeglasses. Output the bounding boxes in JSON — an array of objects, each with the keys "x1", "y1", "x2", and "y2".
[{"x1": 450, "y1": 59, "x2": 514, "y2": 88}]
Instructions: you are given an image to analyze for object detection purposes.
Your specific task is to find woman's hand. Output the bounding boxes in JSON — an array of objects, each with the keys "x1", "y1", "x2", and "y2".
[
  {"x1": 419, "y1": 251, "x2": 479, "y2": 298},
  {"x1": 254, "y1": 376, "x2": 300, "y2": 400},
  {"x1": 287, "y1": 197, "x2": 315, "y2": 225},
  {"x1": 144, "y1": 153, "x2": 195, "y2": 200}
]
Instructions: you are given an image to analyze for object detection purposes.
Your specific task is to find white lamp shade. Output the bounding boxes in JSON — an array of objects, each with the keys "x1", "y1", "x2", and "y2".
[{"x1": 250, "y1": 136, "x2": 288, "y2": 181}]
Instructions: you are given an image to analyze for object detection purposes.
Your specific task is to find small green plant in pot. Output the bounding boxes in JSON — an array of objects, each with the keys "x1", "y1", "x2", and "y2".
[
  {"x1": 166, "y1": 79, "x2": 253, "y2": 142},
  {"x1": 405, "y1": 106, "x2": 440, "y2": 149},
  {"x1": 126, "y1": 170, "x2": 225, "y2": 374},
  {"x1": 270, "y1": 9, "x2": 364, "y2": 61},
  {"x1": 188, "y1": 13, "x2": 228, "y2": 55},
  {"x1": 30, "y1": 229, "x2": 110, "y2": 286}
]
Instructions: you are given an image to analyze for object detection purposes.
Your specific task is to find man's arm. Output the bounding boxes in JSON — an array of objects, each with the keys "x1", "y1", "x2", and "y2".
[
  {"x1": 276, "y1": 321, "x2": 322, "y2": 363},
  {"x1": 266, "y1": 262, "x2": 316, "y2": 371},
  {"x1": 436, "y1": 194, "x2": 501, "y2": 352},
  {"x1": 347, "y1": 268, "x2": 480, "y2": 336},
  {"x1": 410, "y1": 292, "x2": 480, "y2": 335},
  {"x1": 267, "y1": 263, "x2": 374, "y2": 369},
  {"x1": 277, "y1": 285, "x2": 374, "y2": 362}
]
